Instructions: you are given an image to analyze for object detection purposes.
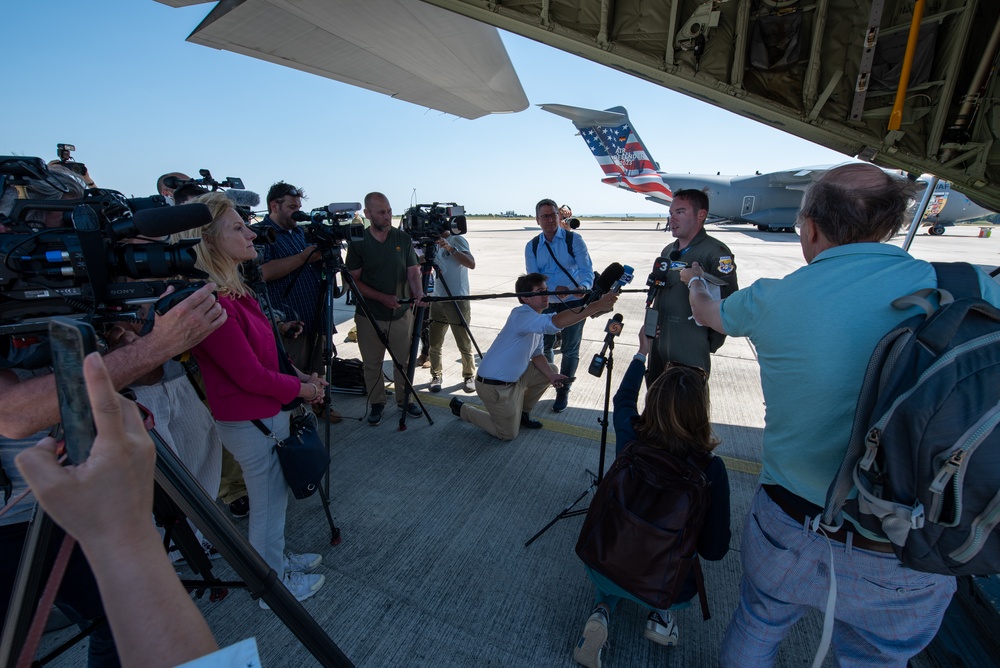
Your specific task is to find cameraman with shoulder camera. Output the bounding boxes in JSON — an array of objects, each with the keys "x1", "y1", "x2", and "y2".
[
  {"x1": 256, "y1": 182, "x2": 327, "y2": 379},
  {"x1": 0, "y1": 169, "x2": 226, "y2": 667},
  {"x1": 427, "y1": 231, "x2": 476, "y2": 394},
  {"x1": 156, "y1": 172, "x2": 190, "y2": 206},
  {"x1": 346, "y1": 192, "x2": 424, "y2": 426}
]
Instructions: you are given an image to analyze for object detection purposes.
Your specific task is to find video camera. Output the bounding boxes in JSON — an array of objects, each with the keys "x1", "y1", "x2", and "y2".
[
  {"x1": 401, "y1": 203, "x2": 467, "y2": 240},
  {"x1": 163, "y1": 169, "x2": 245, "y2": 192},
  {"x1": 55, "y1": 143, "x2": 89, "y2": 180},
  {"x1": 296, "y1": 203, "x2": 365, "y2": 247},
  {"x1": 0, "y1": 156, "x2": 210, "y2": 343}
]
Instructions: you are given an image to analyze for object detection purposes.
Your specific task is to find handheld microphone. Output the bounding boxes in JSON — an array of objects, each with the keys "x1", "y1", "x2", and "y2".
[
  {"x1": 589, "y1": 313, "x2": 625, "y2": 377},
  {"x1": 224, "y1": 189, "x2": 261, "y2": 209},
  {"x1": 643, "y1": 257, "x2": 670, "y2": 337},
  {"x1": 582, "y1": 262, "x2": 626, "y2": 307},
  {"x1": 108, "y1": 203, "x2": 212, "y2": 240}
]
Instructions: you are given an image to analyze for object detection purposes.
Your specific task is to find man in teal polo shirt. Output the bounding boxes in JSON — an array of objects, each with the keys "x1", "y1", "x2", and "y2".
[{"x1": 684, "y1": 163, "x2": 1000, "y2": 667}]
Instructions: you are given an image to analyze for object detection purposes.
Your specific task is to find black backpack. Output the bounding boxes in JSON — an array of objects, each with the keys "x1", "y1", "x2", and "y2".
[
  {"x1": 575, "y1": 441, "x2": 713, "y2": 618},
  {"x1": 530, "y1": 230, "x2": 576, "y2": 259},
  {"x1": 821, "y1": 263, "x2": 1000, "y2": 576}
]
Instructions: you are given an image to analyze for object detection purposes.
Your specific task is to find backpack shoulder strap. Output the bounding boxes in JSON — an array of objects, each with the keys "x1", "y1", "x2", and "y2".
[
  {"x1": 933, "y1": 262, "x2": 981, "y2": 299},
  {"x1": 531, "y1": 235, "x2": 540, "y2": 257},
  {"x1": 565, "y1": 230, "x2": 576, "y2": 259}
]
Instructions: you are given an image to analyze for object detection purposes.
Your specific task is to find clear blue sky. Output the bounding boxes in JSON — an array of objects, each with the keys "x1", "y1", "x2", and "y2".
[{"x1": 6, "y1": 0, "x2": 849, "y2": 215}]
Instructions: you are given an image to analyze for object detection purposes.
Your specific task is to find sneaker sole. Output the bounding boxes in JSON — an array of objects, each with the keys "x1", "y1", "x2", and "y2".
[
  {"x1": 573, "y1": 618, "x2": 607, "y2": 668},
  {"x1": 643, "y1": 625, "x2": 678, "y2": 647},
  {"x1": 259, "y1": 574, "x2": 326, "y2": 610}
]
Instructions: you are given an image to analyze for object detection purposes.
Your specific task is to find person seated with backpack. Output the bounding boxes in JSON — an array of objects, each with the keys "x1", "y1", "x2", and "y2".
[{"x1": 572, "y1": 330, "x2": 731, "y2": 668}]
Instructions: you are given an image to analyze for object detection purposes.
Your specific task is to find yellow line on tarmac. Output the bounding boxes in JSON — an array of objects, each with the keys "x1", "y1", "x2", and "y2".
[{"x1": 416, "y1": 393, "x2": 762, "y2": 476}]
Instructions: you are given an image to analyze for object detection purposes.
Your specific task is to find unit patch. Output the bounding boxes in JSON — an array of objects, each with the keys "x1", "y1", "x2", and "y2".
[{"x1": 718, "y1": 256, "x2": 734, "y2": 274}]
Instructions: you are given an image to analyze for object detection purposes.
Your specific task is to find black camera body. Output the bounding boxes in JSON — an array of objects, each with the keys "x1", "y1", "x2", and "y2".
[
  {"x1": 300, "y1": 205, "x2": 365, "y2": 247},
  {"x1": 1, "y1": 157, "x2": 209, "y2": 342},
  {"x1": 401, "y1": 203, "x2": 467, "y2": 240},
  {"x1": 163, "y1": 169, "x2": 244, "y2": 192}
]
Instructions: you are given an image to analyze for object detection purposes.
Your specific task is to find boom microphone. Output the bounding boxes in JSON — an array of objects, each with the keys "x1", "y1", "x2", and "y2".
[
  {"x1": 324, "y1": 202, "x2": 362, "y2": 213},
  {"x1": 108, "y1": 203, "x2": 212, "y2": 240},
  {"x1": 224, "y1": 189, "x2": 261, "y2": 209}
]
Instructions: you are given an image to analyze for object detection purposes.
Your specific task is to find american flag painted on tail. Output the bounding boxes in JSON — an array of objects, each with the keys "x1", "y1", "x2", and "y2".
[{"x1": 576, "y1": 112, "x2": 672, "y2": 202}]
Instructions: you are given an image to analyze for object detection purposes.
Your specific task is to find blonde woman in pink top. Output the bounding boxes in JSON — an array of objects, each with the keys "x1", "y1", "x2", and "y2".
[{"x1": 175, "y1": 192, "x2": 328, "y2": 607}]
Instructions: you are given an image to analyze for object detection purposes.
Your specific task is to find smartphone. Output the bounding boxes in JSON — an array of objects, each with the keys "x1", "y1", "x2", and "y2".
[
  {"x1": 643, "y1": 307, "x2": 659, "y2": 338},
  {"x1": 49, "y1": 318, "x2": 98, "y2": 465}
]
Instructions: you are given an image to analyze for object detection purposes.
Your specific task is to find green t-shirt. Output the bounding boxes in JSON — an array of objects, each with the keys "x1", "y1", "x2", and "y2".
[{"x1": 345, "y1": 226, "x2": 418, "y2": 320}]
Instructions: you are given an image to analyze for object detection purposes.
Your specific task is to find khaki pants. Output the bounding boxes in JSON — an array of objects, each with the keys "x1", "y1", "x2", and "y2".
[
  {"x1": 460, "y1": 362, "x2": 555, "y2": 441},
  {"x1": 429, "y1": 300, "x2": 475, "y2": 379},
  {"x1": 355, "y1": 310, "x2": 414, "y2": 406}
]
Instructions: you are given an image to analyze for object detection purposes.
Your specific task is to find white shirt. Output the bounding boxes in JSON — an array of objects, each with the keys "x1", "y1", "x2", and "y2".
[{"x1": 477, "y1": 304, "x2": 560, "y2": 382}]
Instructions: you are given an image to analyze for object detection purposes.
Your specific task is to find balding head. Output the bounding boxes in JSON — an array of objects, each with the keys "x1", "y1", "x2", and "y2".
[{"x1": 799, "y1": 163, "x2": 920, "y2": 246}]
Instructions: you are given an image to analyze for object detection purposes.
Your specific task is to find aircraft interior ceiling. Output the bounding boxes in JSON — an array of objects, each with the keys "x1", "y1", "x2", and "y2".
[{"x1": 422, "y1": 0, "x2": 1000, "y2": 211}]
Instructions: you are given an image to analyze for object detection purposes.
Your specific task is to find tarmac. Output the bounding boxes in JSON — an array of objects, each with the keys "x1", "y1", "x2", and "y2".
[{"x1": 38, "y1": 219, "x2": 1000, "y2": 667}]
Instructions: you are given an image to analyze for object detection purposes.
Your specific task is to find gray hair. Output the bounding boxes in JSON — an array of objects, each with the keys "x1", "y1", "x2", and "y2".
[
  {"x1": 799, "y1": 163, "x2": 920, "y2": 245},
  {"x1": 23, "y1": 168, "x2": 88, "y2": 224}
]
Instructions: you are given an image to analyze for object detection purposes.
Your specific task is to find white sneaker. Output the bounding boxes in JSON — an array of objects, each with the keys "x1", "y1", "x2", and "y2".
[
  {"x1": 644, "y1": 611, "x2": 678, "y2": 646},
  {"x1": 573, "y1": 606, "x2": 609, "y2": 668},
  {"x1": 259, "y1": 571, "x2": 325, "y2": 609},
  {"x1": 284, "y1": 551, "x2": 322, "y2": 573}
]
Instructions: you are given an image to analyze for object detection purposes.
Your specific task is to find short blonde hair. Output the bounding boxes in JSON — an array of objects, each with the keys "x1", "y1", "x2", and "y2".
[{"x1": 172, "y1": 192, "x2": 251, "y2": 297}]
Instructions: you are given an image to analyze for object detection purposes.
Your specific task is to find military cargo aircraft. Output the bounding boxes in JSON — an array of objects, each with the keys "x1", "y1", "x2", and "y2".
[{"x1": 541, "y1": 103, "x2": 994, "y2": 233}]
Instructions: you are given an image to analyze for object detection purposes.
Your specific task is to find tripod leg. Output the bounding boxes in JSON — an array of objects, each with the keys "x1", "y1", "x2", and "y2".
[
  {"x1": 150, "y1": 430, "x2": 353, "y2": 668},
  {"x1": 524, "y1": 485, "x2": 594, "y2": 547}
]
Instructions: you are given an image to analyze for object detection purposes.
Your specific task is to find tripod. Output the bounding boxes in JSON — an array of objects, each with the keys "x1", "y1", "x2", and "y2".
[
  {"x1": 321, "y1": 242, "x2": 431, "y2": 431},
  {"x1": 524, "y1": 315, "x2": 622, "y2": 547},
  {"x1": 406, "y1": 238, "x2": 483, "y2": 393},
  {"x1": 1, "y1": 428, "x2": 353, "y2": 668}
]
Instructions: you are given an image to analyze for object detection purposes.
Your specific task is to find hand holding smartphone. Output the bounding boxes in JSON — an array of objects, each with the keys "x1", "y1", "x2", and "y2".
[{"x1": 49, "y1": 318, "x2": 98, "y2": 465}]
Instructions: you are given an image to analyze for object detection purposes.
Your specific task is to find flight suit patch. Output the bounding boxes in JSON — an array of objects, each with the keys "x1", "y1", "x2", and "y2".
[{"x1": 718, "y1": 256, "x2": 734, "y2": 274}]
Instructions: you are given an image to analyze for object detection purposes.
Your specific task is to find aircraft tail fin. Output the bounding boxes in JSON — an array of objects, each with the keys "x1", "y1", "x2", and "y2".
[{"x1": 540, "y1": 103, "x2": 672, "y2": 203}]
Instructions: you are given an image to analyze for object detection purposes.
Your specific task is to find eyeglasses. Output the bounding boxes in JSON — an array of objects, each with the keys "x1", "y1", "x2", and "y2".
[
  {"x1": 666, "y1": 361, "x2": 707, "y2": 379},
  {"x1": 539, "y1": 213, "x2": 558, "y2": 220}
]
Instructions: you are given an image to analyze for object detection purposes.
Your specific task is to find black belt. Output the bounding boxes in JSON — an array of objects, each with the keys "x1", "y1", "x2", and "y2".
[
  {"x1": 476, "y1": 375, "x2": 512, "y2": 386},
  {"x1": 763, "y1": 485, "x2": 895, "y2": 554}
]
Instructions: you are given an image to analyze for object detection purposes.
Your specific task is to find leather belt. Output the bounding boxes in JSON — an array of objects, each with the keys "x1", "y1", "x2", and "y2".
[
  {"x1": 476, "y1": 375, "x2": 512, "y2": 386},
  {"x1": 763, "y1": 485, "x2": 895, "y2": 554}
]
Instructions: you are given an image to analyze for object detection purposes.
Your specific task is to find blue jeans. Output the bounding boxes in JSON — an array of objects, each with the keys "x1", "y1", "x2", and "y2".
[
  {"x1": 721, "y1": 488, "x2": 955, "y2": 667},
  {"x1": 543, "y1": 301, "x2": 586, "y2": 387}
]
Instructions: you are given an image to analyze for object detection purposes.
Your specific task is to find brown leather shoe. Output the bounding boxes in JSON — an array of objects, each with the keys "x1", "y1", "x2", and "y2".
[{"x1": 314, "y1": 405, "x2": 342, "y2": 424}]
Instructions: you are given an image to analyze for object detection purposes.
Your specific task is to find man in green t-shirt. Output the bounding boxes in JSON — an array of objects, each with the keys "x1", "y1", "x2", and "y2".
[{"x1": 346, "y1": 192, "x2": 425, "y2": 426}]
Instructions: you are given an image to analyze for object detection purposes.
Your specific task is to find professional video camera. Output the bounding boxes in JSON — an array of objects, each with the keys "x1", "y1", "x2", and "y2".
[
  {"x1": 295, "y1": 203, "x2": 365, "y2": 247},
  {"x1": 401, "y1": 202, "x2": 468, "y2": 240},
  {"x1": 0, "y1": 156, "x2": 211, "y2": 342},
  {"x1": 163, "y1": 169, "x2": 245, "y2": 192}
]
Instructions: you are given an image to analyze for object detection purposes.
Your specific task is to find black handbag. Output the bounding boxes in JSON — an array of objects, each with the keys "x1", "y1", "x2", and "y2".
[{"x1": 252, "y1": 409, "x2": 329, "y2": 499}]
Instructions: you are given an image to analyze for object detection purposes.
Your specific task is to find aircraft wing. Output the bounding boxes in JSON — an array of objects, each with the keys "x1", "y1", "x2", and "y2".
[
  {"x1": 422, "y1": 0, "x2": 1000, "y2": 211},
  {"x1": 154, "y1": 0, "x2": 528, "y2": 120}
]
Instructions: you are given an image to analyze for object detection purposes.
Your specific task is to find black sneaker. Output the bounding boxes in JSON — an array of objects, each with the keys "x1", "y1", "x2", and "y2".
[
  {"x1": 552, "y1": 388, "x2": 569, "y2": 413},
  {"x1": 228, "y1": 495, "x2": 249, "y2": 519},
  {"x1": 403, "y1": 402, "x2": 422, "y2": 417},
  {"x1": 450, "y1": 397, "x2": 464, "y2": 417},
  {"x1": 368, "y1": 403, "x2": 384, "y2": 426}
]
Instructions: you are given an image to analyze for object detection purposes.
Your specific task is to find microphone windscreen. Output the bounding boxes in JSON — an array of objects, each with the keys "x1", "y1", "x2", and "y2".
[
  {"x1": 225, "y1": 189, "x2": 261, "y2": 208},
  {"x1": 291, "y1": 211, "x2": 311, "y2": 222},
  {"x1": 325, "y1": 202, "x2": 362, "y2": 213},
  {"x1": 595, "y1": 262, "x2": 625, "y2": 292},
  {"x1": 612, "y1": 313, "x2": 624, "y2": 323},
  {"x1": 650, "y1": 257, "x2": 670, "y2": 280},
  {"x1": 132, "y1": 203, "x2": 211, "y2": 237}
]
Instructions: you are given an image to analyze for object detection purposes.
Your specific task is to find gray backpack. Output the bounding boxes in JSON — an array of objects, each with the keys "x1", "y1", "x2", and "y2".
[{"x1": 821, "y1": 262, "x2": 1000, "y2": 576}]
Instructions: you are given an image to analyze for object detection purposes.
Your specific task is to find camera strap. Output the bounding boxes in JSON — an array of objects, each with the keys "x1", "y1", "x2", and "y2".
[{"x1": 543, "y1": 240, "x2": 583, "y2": 302}]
